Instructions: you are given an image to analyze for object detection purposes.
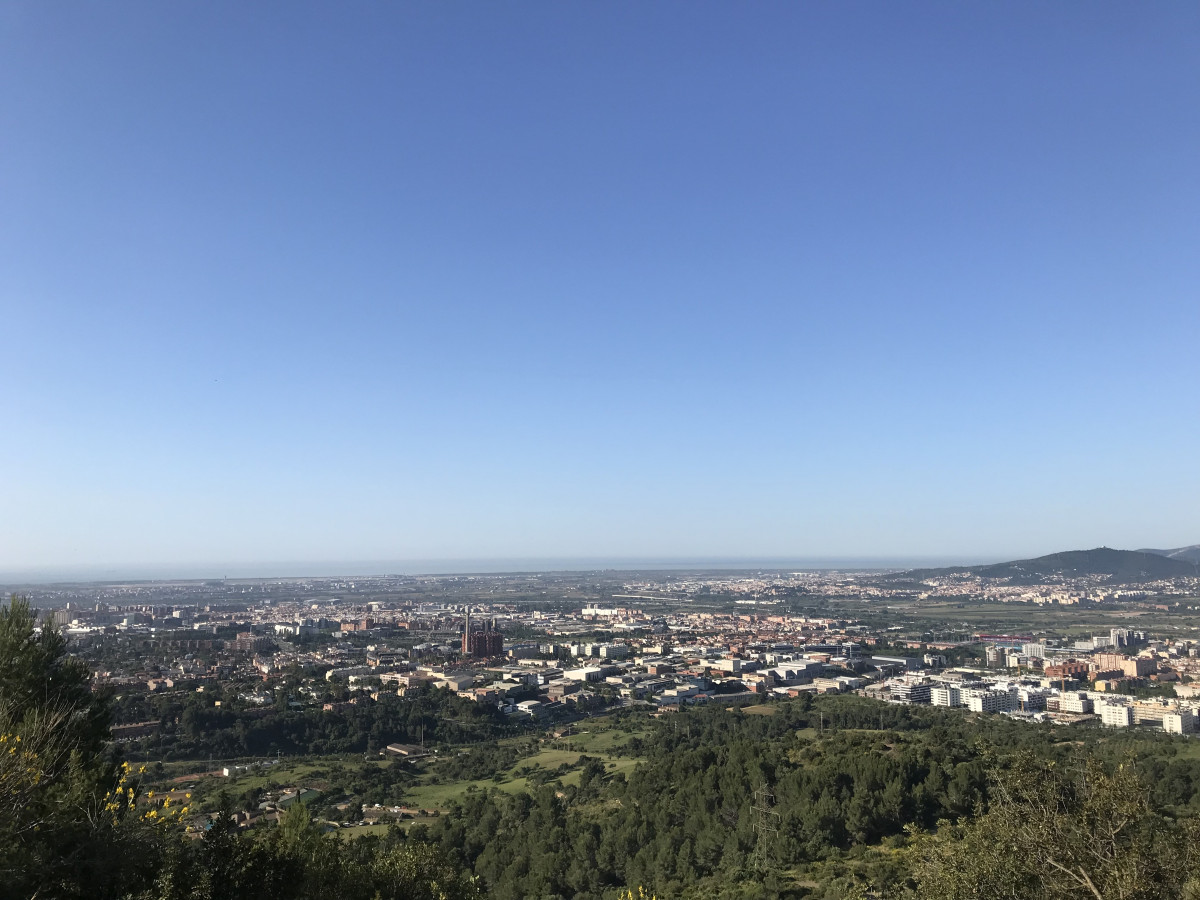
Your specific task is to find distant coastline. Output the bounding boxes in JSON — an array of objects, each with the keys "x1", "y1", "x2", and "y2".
[{"x1": 0, "y1": 555, "x2": 997, "y2": 585}]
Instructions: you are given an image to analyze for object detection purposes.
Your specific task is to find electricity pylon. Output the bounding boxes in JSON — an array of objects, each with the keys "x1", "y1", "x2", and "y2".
[{"x1": 751, "y1": 785, "x2": 781, "y2": 873}]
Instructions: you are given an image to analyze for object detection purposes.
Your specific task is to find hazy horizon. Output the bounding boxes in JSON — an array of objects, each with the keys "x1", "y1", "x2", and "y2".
[
  {"x1": 2, "y1": 545, "x2": 1188, "y2": 586},
  {"x1": 0, "y1": 555, "x2": 978, "y2": 585}
]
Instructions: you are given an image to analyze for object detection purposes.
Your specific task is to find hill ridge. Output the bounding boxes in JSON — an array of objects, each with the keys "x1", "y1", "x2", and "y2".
[
  {"x1": 1138, "y1": 544, "x2": 1200, "y2": 565},
  {"x1": 887, "y1": 546, "x2": 1196, "y2": 585}
]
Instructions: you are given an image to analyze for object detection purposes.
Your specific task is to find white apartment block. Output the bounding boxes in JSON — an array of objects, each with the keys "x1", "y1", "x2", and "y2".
[
  {"x1": 1058, "y1": 692, "x2": 1093, "y2": 714},
  {"x1": 965, "y1": 689, "x2": 1013, "y2": 714},
  {"x1": 1098, "y1": 701, "x2": 1133, "y2": 728},
  {"x1": 931, "y1": 685, "x2": 962, "y2": 708},
  {"x1": 1163, "y1": 711, "x2": 1195, "y2": 734}
]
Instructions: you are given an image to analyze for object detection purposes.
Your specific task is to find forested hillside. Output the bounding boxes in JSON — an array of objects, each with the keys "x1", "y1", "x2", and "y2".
[{"x1": 420, "y1": 698, "x2": 1200, "y2": 898}]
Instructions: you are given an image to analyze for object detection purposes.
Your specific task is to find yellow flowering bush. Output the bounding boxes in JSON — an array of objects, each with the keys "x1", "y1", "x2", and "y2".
[
  {"x1": 0, "y1": 732, "x2": 41, "y2": 791},
  {"x1": 99, "y1": 761, "x2": 190, "y2": 828}
]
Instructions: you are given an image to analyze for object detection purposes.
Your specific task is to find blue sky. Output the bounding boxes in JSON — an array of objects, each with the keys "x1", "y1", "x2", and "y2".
[{"x1": 2, "y1": 2, "x2": 1198, "y2": 575}]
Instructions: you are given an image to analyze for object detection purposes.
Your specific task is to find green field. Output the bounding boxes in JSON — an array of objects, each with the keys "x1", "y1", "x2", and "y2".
[
  {"x1": 741, "y1": 704, "x2": 777, "y2": 715},
  {"x1": 555, "y1": 723, "x2": 648, "y2": 752},
  {"x1": 402, "y1": 718, "x2": 649, "y2": 810},
  {"x1": 215, "y1": 761, "x2": 333, "y2": 792}
]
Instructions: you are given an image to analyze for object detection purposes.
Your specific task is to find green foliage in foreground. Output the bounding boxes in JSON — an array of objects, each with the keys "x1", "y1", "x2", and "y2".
[
  {"x1": 144, "y1": 801, "x2": 481, "y2": 900},
  {"x1": 0, "y1": 595, "x2": 480, "y2": 900},
  {"x1": 907, "y1": 752, "x2": 1200, "y2": 900},
  {"x1": 416, "y1": 698, "x2": 1200, "y2": 899}
]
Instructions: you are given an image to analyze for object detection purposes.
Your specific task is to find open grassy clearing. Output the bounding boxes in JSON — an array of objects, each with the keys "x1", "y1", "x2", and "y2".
[
  {"x1": 215, "y1": 761, "x2": 333, "y2": 792},
  {"x1": 157, "y1": 755, "x2": 376, "y2": 786},
  {"x1": 559, "y1": 756, "x2": 640, "y2": 787},
  {"x1": 335, "y1": 823, "x2": 391, "y2": 840},
  {"x1": 400, "y1": 715, "x2": 649, "y2": 810},
  {"x1": 156, "y1": 759, "x2": 341, "y2": 808},
  {"x1": 404, "y1": 747, "x2": 640, "y2": 809},
  {"x1": 554, "y1": 724, "x2": 650, "y2": 752},
  {"x1": 519, "y1": 747, "x2": 587, "y2": 769}
]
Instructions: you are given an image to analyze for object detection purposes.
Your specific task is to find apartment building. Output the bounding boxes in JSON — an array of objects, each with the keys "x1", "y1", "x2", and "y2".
[
  {"x1": 1097, "y1": 701, "x2": 1133, "y2": 727},
  {"x1": 1058, "y1": 692, "x2": 1093, "y2": 714},
  {"x1": 1163, "y1": 711, "x2": 1194, "y2": 734},
  {"x1": 931, "y1": 685, "x2": 962, "y2": 708},
  {"x1": 964, "y1": 689, "x2": 1013, "y2": 714}
]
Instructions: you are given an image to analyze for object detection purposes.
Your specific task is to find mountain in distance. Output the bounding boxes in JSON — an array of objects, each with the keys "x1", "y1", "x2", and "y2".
[
  {"x1": 888, "y1": 547, "x2": 1198, "y2": 585},
  {"x1": 1138, "y1": 544, "x2": 1200, "y2": 565}
]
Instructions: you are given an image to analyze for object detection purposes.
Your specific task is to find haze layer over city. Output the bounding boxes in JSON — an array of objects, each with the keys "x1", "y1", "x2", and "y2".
[{"x1": 3, "y1": 4, "x2": 1199, "y2": 900}]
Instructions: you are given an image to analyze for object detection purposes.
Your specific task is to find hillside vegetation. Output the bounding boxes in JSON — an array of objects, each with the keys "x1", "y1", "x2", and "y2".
[{"x1": 418, "y1": 698, "x2": 1200, "y2": 899}]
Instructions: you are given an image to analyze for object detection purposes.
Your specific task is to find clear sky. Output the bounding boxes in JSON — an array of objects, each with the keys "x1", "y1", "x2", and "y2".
[{"x1": 2, "y1": 2, "x2": 1198, "y2": 576}]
